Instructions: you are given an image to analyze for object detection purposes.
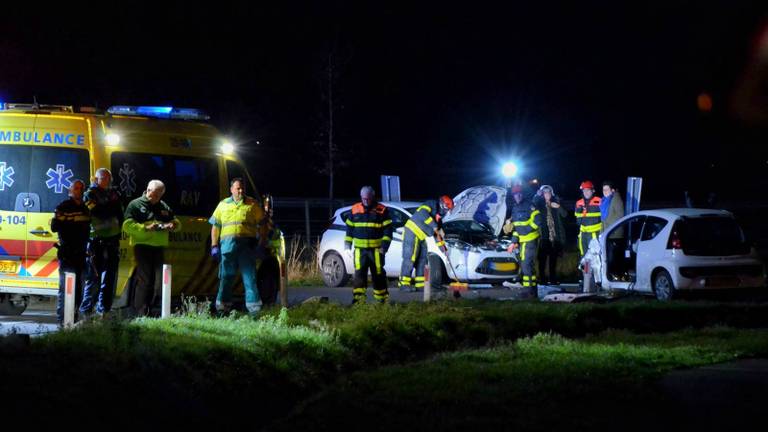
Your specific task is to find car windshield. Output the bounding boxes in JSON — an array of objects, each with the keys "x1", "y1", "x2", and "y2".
[{"x1": 678, "y1": 216, "x2": 750, "y2": 256}]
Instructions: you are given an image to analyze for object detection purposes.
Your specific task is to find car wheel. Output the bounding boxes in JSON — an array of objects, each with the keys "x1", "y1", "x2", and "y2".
[
  {"x1": 0, "y1": 294, "x2": 28, "y2": 316},
  {"x1": 428, "y1": 254, "x2": 446, "y2": 288},
  {"x1": 653, "y1": 269, "x2": 676, "y2": 301},
  {"x1": 322, "y1": 251, "x2": 350, "y2": 288}
]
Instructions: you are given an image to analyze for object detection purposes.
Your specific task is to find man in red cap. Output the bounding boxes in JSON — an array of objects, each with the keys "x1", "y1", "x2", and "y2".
[
  {"x1": 575, "y1": 180, "x2": 603, "y2": 257},
  {"x1": 503, "y1": 183, "x2": 542, "y2": 297}
]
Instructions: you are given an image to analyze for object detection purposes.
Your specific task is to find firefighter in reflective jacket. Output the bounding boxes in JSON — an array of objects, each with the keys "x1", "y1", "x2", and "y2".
[
  {"x1": 575, "y1": 180, "x2": 603, "y2": 257},
  {"x1": 399, "y1": 195, "x2": 454, "y2": 292},
  {"x1": 345, "y1": 186, "x2": 393, "y2": 304},
  {"x1": 503, "y1": 184, "x2": 543, "y2": 295}
]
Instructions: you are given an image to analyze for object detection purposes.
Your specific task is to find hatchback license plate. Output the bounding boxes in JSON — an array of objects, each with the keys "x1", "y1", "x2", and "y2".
[{"x1": 705, "y1": 276, "x2": 740, "y2": 288}]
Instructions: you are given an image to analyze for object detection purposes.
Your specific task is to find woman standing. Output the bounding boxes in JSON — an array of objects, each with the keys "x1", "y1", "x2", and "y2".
[{"x1": 533, "y1": 185, "x2": 568, "y2": 285}]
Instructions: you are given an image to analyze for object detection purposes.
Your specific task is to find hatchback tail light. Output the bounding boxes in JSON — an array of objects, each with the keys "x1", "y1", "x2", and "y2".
[{"x1": 667, "y1": 222, "x2": 682, "y2": 250}]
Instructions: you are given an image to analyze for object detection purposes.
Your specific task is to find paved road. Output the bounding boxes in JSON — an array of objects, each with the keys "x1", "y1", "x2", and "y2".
[
  {"x1": 660, "y1": 359, "x2": 768, "y2": 429},
  {"x1": 0, "y1": 284, "x2": 578, "y2": 336},
  {"x1": 0, "y1": 297, "x2": 58, "y2": 337}
]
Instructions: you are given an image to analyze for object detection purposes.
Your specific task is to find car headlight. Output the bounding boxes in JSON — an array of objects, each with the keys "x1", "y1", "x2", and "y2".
[{"x1": 446, "y1": 240, "x2": 480, "y2": 253}]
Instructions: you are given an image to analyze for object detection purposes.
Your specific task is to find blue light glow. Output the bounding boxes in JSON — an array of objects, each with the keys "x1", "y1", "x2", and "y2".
[{"x1": 137, "y1": 106, "x2": 173, "y2": 116}]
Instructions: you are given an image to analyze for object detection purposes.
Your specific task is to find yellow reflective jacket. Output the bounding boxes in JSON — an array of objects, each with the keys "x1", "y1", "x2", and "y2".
[{"x1": 209, "y1": 196, "x2": 264, "y2": 253}]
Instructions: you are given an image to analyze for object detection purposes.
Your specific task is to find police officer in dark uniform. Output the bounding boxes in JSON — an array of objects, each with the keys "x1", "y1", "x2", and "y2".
[
  {"x1": 81, "y1": 168, "x2": 124, "y2": 319},
  {"x1": 51, "y1": 179, "x2": 91, "y2": 325}
]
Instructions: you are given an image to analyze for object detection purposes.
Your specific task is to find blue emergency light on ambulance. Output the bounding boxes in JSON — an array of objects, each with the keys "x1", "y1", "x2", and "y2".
[{"x1": 107, "y1": 106, "x2": 210, "y2": 121}]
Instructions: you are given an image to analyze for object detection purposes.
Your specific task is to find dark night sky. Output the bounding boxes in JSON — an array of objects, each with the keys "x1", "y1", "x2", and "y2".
[{"x1": 2, "y1": 2, "x2": 767, "y2": 202}]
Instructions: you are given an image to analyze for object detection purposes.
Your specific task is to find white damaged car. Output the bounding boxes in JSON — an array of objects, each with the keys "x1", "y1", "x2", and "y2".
[
  {"x1": 584, "y1": 208, "x2": 766, "y2": 300},
  {"x1": 318, "y1": 186, "x2": 520, "y2": 287}
]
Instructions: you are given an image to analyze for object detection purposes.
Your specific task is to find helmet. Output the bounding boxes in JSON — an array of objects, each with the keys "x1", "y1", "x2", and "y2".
[
  {"x1": 439, "y1": 195, "x2": 454, "y2": 212},
  {"x1": 511, "y1": 184, "x2": 524, "y2": 194},
  {"x1": 580, "y1": 180, "x2": 594, "y2": 190}
]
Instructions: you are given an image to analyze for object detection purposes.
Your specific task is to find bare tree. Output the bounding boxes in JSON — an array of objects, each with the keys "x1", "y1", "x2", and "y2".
[{"x1": 313, "y1": 46, "x2": 352, "y2": 216}]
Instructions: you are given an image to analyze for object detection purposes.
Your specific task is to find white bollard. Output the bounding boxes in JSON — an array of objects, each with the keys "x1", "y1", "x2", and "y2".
[
  {"x1": 63, "y1": 272, "x2": 76, "y2": 328},
  {"x1": 423, "y1": 264, "x2": 431, "y2": 302},
  {"x1": 162, "y1": 264, "x2": 172, "y2": 318}
]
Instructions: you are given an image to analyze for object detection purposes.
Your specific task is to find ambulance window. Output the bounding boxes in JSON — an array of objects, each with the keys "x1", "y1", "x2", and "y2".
[
  {"x1": 0, "y1": 146, "x2": 89, "y2": 212},
  {"x1": 111, "y1": 152, "x2": 219, "y2": 216},
  {"x1": 225, "y1": 160, "x2": 258, "y2": 196}
]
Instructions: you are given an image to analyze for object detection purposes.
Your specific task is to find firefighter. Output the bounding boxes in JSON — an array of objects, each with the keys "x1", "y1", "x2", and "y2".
[
  {"x1": 81, "y1": 168, "x2": 123, "y2": 319},
  {"x1": 123, "y1": 180, "x2": 181, "y2": 317},
  {"x1": 256, "y1": 194, "x2": 284, "y2": 306},
  {"x1": 503, "y1": 184, "x2": 543, "y2": 296},
  {"x1": 345, "y1": 186, "x2": 393, "y2": 304},
  {"x1": 575, "y1": 180, "x2": 603, "y2": 257},
  {"x1": 399, "y1": 195, "x2": 454, "y2": 292},
  {"x1": 209, "y1": 178, "x2": 265, "y2": 315},
  {"x1": 50, "y1": 179, "x2": 90, "y2": 325}
]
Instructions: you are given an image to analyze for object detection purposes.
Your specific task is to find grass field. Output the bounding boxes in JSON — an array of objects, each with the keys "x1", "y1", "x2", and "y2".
[{"x1": 2, "y1": 300, "x2": 767, "y2": 429}]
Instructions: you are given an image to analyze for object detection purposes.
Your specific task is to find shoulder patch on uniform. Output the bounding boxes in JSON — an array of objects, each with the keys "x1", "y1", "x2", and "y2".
[{"x1": 352, "y1": 203, "x2": 365, "y2": 214}]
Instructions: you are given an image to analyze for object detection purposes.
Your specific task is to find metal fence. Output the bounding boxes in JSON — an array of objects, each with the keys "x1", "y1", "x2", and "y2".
[
  {"x1": 272, "y1": 197, "x2": 355, "y2": 244},
  {"x1": 272, "y1": 197, "x2": 768, "y2": 256}
]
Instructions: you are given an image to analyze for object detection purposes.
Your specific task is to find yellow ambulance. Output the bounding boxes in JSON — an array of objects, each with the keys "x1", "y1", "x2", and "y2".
[{"x1": 0, "y1": 103, "x2": 259, "y2": 315}]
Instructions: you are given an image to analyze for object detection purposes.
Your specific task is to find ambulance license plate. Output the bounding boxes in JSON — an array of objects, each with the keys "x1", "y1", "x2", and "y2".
[{"x1": 0, "y1": 260, "x2": 19, "y2": 274}]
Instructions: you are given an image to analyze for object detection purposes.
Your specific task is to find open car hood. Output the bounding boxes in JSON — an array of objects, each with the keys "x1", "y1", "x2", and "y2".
[{"x1": 443, "y1": 185, "x2": 507, "y2": 236}]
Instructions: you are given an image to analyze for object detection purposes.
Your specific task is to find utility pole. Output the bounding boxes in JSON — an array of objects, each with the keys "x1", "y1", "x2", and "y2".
[{"x1": 327, "y1": 52, "x2": 335, "y2": 217}]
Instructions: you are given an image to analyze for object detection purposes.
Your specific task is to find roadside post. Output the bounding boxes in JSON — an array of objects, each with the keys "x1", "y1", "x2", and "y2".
[
  {"x1": 162, "y1": 264, "x2": 172, "y2": 318},
  {"x1": 63, "y1": 272, "x2": 76, "y2": 328},
  {"x1": 423, "y1": 263, "x2": 431, "y2": 302},
  {"x1": 626, "y1": 177, "x2": 643, "y2": 214}
]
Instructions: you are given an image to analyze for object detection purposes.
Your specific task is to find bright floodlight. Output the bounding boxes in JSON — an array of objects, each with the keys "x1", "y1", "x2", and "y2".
[
  {"x1": 502, "y1": 162, "x2": 518, "y2": 178},
  {"x1": 221, "y1": 141, "x2": 235, "y2": 155},
  {"x1": 105, "y1": 133, "x2": 121, "y2": 146}
]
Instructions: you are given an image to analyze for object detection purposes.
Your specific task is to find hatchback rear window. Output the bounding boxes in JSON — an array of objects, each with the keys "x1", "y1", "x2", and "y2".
[{"x1": 677, "y1": 217, "x2": 750, "y2": 256}]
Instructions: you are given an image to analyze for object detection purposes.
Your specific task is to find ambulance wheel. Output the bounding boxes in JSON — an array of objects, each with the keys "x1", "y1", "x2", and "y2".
[
  {"x1": 322, "y1": 251, "x2": 350, "y2": 287},
  {"x1": 653, "y1": 269, "x2": 676, "y2": 301},
  {"x1": 427, "y1": 254, "x2": 446, "y2": 288},
  {"x1": 0, "y1": 294, "x2": 28, "y2": 316}
]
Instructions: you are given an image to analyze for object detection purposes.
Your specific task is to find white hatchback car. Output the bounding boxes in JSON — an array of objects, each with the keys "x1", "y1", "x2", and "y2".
[
  {"x1": 317, "y1": 186, "x2": 521, "y2": 287},
  {"x1": 594, "y1": 208, "x2": 766, "y2": 300}
]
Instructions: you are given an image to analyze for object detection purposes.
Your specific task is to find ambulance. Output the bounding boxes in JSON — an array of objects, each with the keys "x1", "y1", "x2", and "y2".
[{"x1": 0, "y1": 102, "x2": 260, "y2": 315}]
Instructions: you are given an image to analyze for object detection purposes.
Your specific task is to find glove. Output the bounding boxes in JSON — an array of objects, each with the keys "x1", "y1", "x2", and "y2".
[
  {"x1": 502, "y1": 219, "x2": 514, "y2": 235},
  {"x1": 210, "y1": 245, "x2": 221, "y2": 262},
  {"x1": 507, "y1": 243, "x2": 519, "y2": 254}
]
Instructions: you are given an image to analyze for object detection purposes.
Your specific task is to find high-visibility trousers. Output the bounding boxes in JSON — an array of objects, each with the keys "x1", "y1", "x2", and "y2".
[
  {"x1": 352, "y1": 247, "x2": 388, "y2": 304},
  {"x1": 399, "y1": 228, "x2": 427, "y2": 291},
  {"x1": 217, "y1": 243, "x2": 261, "y2": 315},
  {"x1": 520, "y1": 240, "x2": 538, "y2": 292}
]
